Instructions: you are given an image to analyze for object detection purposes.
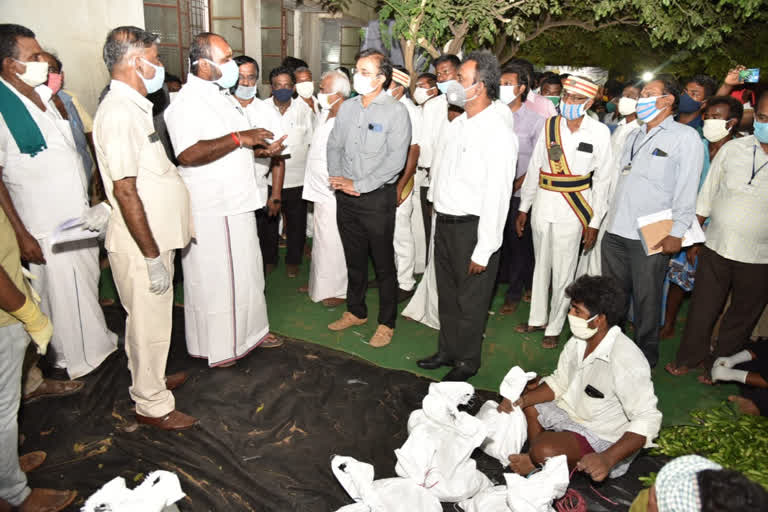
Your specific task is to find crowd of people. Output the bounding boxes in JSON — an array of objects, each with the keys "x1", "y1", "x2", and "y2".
[{"x1": 0, "y1": 20, "x2": 766, "y2": 510}]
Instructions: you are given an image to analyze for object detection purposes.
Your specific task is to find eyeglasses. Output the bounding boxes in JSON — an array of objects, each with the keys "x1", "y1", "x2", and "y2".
[{"x1": 561, "y1": 92, "x2": 589, "y2": 103}]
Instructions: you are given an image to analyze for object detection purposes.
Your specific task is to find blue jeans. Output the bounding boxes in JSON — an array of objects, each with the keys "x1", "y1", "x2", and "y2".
[{"x1": 0, "y1": 322, "x2": 31, "y2": 505}]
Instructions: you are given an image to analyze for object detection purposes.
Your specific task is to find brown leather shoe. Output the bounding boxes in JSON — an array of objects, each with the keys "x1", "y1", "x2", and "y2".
[
  {"x1": 369, "y1": 325, "x2": 394, "y2": 348},
  {"x1": 136, "y1": 410, "x2": 198, "y2": 431},
  {"x1": 23, "y1": 379, "x2": 84, "y2": 404},
  {"x1": 259, "y1": 333, "x2": 284, "y2": 348},
  {"x1": 328, "y1": 312, "x2": 367, "y2": 331},
  {"x1": 286, "y1": 264, "x2": 299, "y2": 278},
  {"x1": 19, "y1": 451, "x2": 46, "y2": 473},
  {"x1": 19, "y1": 488, "x2": 77, "y2": 512},
  {"x1": 165, "y1": 372, "x2": 188, "y2": 391}
]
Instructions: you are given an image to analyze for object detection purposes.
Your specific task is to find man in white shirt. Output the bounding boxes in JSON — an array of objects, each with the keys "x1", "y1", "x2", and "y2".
[
  {"x1": 417, "y1": 51, "x2": 516, "y2": 381},
  {"x1": 413, "y1": 72, "x2": 438, "y2": 250},
  {"x1": 230, "y1": 56, "x2": 288, "y2": 271},
  {"x1": 504, "y1": 275, "x2": 662, "y2": 481},
  {"x1": 670, "y1": 92, "x2": 768, "y2": 378},
  {"x1": 295, "y1": 66, "x2": 320, "y2": 117},
  {"x1": 387, "y1": 66, "x2": 423, "y2": 299},
  {"x1": 0, "y1": 24, "x2": 117, "y2": 381},
  {"x1": 516, "y1": 76, "x2": 612, "y2": 350},
  {"x1": 262, "y1": 66, "x2": 315, "y2": 277},
  {"x1": 164, "y1": 32, "x2": 282, "y2": 367},
  {"x1": 302, "y1": 70, "x2": 351, "y2": 307},
  {"x1": 94, "y1": 26, "x2": 197, "y2": 430},
  {"x1": 577, "y1": 80, "x2": 642, "y2": 277}
]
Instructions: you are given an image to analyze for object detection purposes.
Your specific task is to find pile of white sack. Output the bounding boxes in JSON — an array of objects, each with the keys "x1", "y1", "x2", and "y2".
[{"x1": 332, "y1": 367, "x2": 571, "y2": 511}]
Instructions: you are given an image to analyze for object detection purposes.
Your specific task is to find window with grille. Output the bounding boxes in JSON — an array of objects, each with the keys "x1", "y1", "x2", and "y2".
[
  {"x1": 321, "y1": 20, "x2": 360, "y2": 75},
  {"x1": 261, "y1": 0, "x2": 295, "y2": 83}
]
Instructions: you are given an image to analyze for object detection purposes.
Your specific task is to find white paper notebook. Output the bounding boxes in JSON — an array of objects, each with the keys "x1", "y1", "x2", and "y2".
[
  {"x1": 50, "y1": 218, "x2": 99, "y2": 247},
  {"x1": 636, "y1": 209, "x2": 706, "y2": 255}
]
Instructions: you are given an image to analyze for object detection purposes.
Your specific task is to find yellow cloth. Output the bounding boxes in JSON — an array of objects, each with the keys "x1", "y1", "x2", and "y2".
[
  {"x1": 0, "y1": 209, "x2": 33, "y2": 328},
  {"x1": 10, "y1": 296, "x2": 52, "y2": 354},
  {"x1": 629, "y1": 488, "x2": 649, "y2": 512}
]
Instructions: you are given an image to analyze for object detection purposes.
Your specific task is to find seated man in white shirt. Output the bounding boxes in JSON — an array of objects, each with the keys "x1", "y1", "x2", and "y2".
[{"x1": 502, "y1": 275, "x2": 662, "y2": 481}]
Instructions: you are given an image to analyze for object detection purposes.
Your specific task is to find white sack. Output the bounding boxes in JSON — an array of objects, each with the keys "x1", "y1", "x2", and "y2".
[
  {"x1": 331, "y1": 455, "x2": 442, "y2": 512},
  {"x1": 477, "y1": 367, "x2": 537, "y2": 466},
  {"x1": 395, "y1": 382, "x2": 492, "y2": 502},
  {"x1": 82, "y1": 470, "x2": 185, "y2": 512}
]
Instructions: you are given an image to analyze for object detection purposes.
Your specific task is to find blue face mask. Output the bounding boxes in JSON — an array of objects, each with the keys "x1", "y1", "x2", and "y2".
[
  {"x1": 136, "y1": 58, "x2": 165, "y2": 95},
  {"x1": 636, "y1": 95, "x2": 667, "y2": 122},
  {"x1": 273, "y1": 87, "x2": 294, "y2": 103},
  {"x1": 678, "y1": 92, "x2": 703, "y2": 114},
  {"x1": 754, "y1": 121, "x2": 768, "y2": 143},
  {"x1": 560, "y1": 101, "x2": 587, "y2": 121},
  {"x1": 437, "y1": 79, "x2": 457, "y2": 94}
]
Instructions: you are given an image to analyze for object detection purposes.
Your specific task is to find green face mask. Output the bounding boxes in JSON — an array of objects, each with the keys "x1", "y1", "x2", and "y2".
[
  {"x1": 605, "y1": 101, "x2": 617, "y2": 113},
  {"x1": 546, "y1": 95, "x2": 561, "y2": 107},
  {"x1": 629, "y1": 488, "x2": 650, "y2": 512}
]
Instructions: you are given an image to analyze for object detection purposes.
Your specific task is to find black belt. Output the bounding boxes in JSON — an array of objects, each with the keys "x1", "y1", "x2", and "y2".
[
  {"x1": 417, "y1": 166, "x2": 430, "y2": 171},
  {"x1": 436, "y1": 212, "x2": 478, "y2": 224}
]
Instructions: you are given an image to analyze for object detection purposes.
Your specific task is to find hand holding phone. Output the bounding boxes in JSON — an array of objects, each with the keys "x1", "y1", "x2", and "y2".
[{"x1": 739, "y1": 68, "x2": 760, "y2": 83}]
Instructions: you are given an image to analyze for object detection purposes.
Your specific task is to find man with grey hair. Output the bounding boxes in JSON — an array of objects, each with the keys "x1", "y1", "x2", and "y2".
[
  {"x1": 295, "y1": 66, "x2": 319, "y2": 116},
  {"x1": 93, "y1": 25, "x2": 197, "y2": 430},
  {"x1": 302, "y1": 70, "x2": 350, "y2": 306},
  {"x1": 164, "y1": 33, "x2": 280, "y2": 367},
  {"x1": 0, "y1": 23, "x2": 117, "y2": 385},
  {"x1": 418, "y1": 51, "x2": 517, "y2": 381}
]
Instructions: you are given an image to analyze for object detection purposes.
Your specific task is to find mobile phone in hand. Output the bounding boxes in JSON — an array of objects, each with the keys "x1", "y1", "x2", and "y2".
[{"x1": 739, "y1": 68, "x2": 760, "y2": 83}]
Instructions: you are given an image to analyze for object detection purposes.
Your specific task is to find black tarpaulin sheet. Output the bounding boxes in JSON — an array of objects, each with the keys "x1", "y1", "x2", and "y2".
[{"x1": 18, "y1": 308, "x2": 665, "y2": 511}]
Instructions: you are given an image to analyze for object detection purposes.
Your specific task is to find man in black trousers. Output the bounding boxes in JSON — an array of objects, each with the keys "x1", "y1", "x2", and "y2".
[
  {"x1": 326, "y1": 49, "x2": 411, "y2": 348},
  {"x1": 418, "y1": 51, "x2": 517, "y2": 381}
]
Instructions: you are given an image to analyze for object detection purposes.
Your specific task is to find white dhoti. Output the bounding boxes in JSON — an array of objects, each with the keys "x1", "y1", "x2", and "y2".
[
  {"x1": 401, "y1": 214, "x2": 439, "y2": 330},
  {"x1": 576, "y1": 223, "x2": 607, "y2": 277},
  {"x1": 394, "y1": 190, "x2": 417, "y2": 292},
  {"x1": 29, "y1": 237, "x2": 117, "y2": 379},
  {"x1": 528, "y1": 213, "x2": 583, "y2": 337},
  {"x1": 308, "y1": 198, "x2": 347, "y2": 302},
  {"x1": 412, "y1": 169, "x2": 428, "y2": 274},
  {"x1": 182, "y1": 212, "x2": 269, "y2": 366}
]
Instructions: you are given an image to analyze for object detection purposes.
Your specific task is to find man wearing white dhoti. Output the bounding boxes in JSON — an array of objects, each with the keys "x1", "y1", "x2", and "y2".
[
  {"x1": 302, "y1": 70, "x2": 350, "y2": 307},
  {"x1": 164, "y1": 32, "x2": 283, "y2": 367},
  {"x1": 388, "y1": 66, "x2": 423, "y2": 301},
  {"x1": 93, "y1": 26, "x2": 198, "y2": 430},
  {"x1": 0, "y1": 24, "x2": 116, "y2": 381},
  {"x1": 516, "y1": 76, "x2": 612, "y2": 350}
]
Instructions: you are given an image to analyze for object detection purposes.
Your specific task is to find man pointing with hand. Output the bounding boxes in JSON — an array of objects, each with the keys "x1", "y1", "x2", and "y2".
[{"x1": 165, "y1": 32, "x2": 282, "y2": 368}]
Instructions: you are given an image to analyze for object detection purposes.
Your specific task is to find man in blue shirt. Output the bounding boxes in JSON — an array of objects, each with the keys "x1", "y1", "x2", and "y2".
[{"x1": 602, "y1": 76, "x2": 703, "y2": 368}]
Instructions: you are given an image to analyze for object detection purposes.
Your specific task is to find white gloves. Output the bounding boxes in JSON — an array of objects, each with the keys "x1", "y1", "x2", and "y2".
[
  {"x1": 81, "y1": 202, "x2": 112, "y2": 233},
  {"x1": 713, "y1": 350, "x2": 753, "y2": 369},
  {"x1": 145, "y1": 256, "x2": 170, "y2": 295}
]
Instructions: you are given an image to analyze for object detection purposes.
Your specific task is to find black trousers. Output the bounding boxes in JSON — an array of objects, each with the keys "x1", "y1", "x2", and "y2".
[
  {"x1": 435, "y1": 214, "x2": 501, "y2": 369},
  {"x1": 336, "y1": 184, "x2": 398, "y2": 328},
  {"x1": 420, "y1": 184, "x2": 432, "y2": 259},
  {"x1": 601, "y1": 232, "x2": 670, "y2": 368},
  {"x1": 499, "y1": 196, "x2": 534, "y2": 302},
  {"x1": 262, "y1": 186, "x2": 307, "y2": 266},
  {"x1": 675, "y1": 246, "x2": 768, "y2": 368}
]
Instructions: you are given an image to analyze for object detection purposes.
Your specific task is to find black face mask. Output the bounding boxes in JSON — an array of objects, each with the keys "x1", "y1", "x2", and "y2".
[{"x1": 273, "y1": 88, "x2": 294, "y2": 103}]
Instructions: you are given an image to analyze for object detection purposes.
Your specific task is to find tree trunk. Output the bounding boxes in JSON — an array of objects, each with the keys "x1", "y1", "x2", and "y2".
[{"x1": 400, "y1": 37, "x2": 416, "y2": 83}]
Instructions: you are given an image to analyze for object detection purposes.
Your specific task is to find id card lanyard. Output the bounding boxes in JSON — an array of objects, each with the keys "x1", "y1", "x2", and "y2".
[
  {"x1": 750, "y1": 145, "x2": 768, "y2": 185},
  {"x1": 622, "y1": 128, "x2": 662, "y2": 175}
]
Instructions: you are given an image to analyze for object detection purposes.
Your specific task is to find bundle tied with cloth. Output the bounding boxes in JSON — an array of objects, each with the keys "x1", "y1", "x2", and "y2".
[
  {"x1": 331, "y1": 455, "x2": 441, "y2": 512},
  {"x1": 475, "y1": 366, "x2": 538, "y2": 466},
  {"x1": 394, "y1": 382, "x2": 492, "y2": 502},
  {"x1": 459, "y1": 455, "x2": 570, "y2": 512}
]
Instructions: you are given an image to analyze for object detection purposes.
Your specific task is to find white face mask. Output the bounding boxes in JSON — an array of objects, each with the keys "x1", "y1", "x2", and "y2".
[
  {"x1": 235, "y1": 84, "x2": 257, "y2": 100},
  {"x1": 196, "y1": 58, "x2": 239, "y2": 89},
  {"x1": 353, "y1": 72, "x2": 379, "y2": 96},
  {"x1": 499, "y1": 85, "x2": 519, "y2": 105},
  {"x1": 296, "y1": 81, "x2": 314, "y2": 99},
  {"x1": 413, "y1": 86, "x2": 434, "y2": 105},
  {"x1": 568, "y1": 314, "x2": 599, "y2": 340},
  {"x1": 317, "y1": 91, "x2": 340, "y2": 110},
  {"x1": 618, "y1": 97, "x2": 638, "y2": 116},
  {"x1": 14, "y1": 59, "x2": 49, "y2": 87},
  {"x1": 703, "y1": 119, "x2": 731, "y2": 143}
]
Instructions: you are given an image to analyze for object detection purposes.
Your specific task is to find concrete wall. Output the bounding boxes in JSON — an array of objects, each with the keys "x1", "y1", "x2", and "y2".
[{"x1": 2, "y1": 0, "x2": 145, "y2": 117}]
